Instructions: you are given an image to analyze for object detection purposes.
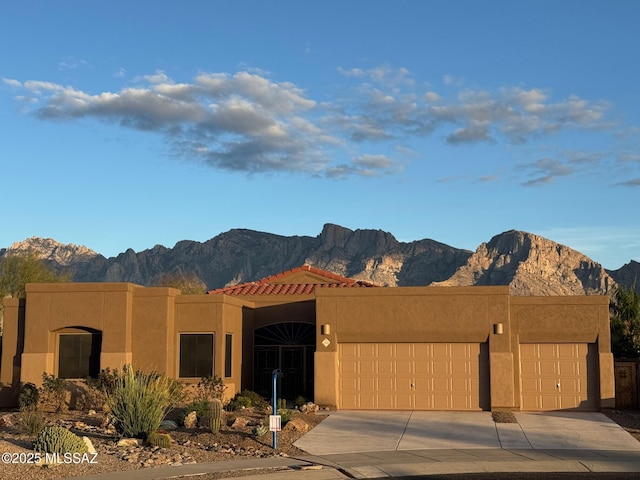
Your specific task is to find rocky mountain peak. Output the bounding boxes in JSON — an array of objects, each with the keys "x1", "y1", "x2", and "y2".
[
  {"x1": 432, "y1": 230, "x2": 615, "y2": 295},
  {"x1": 4, "y1": 237, "x2": 100, "y2": 266}
]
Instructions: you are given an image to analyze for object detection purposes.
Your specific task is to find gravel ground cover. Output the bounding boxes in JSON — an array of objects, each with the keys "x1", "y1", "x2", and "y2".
[
  {"x1": 0, "y1": 406, "x2": 325, "y2": 480},
  {"x1": 3, "y1": 407, "x2": 640, "y2": 480}
]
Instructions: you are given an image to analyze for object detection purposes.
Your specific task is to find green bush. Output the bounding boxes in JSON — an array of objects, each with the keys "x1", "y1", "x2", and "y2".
[
  {"x1": 103, "y1": 366, "x2": 180, "y2": 440},
  {"x1": 18, "y1": 407, "x2": 46, "y2": 437},
  {"x1": 226, "y1": 390, "x2": 268, "y2": 411},
  {"x1": 196, "y1": 375, "x2": 226, "y2": 401},
  {"x1": 179, "y1": 400, "x2": 211, "y2": 426},
  {"x1": 294, "y1": 395, "x2": 306, "y2": 408},
  {"x1": 33, "y1": 426, "x2": 88, "y2": 454},
  {"x1": 18, "y1": 383, "x2": 39, "y2": 409},
  {"x1": 277, "y1": 408, "x2": 291, "y2": 425},
  {"x1": 41, "y1": 373, "x2": 69, "y2": 412}
]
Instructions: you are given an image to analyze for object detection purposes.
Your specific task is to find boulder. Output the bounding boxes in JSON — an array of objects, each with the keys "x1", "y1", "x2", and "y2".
[
  {"x1": 82, "y1": 436, "x2": 96, "y2": 454},
  {"x1": 183, "y1": 411, "x2": 198, "y2": 429},
  {"x1": 160, "y1": 420, "x2": 178, "y2": 431},
  {"x1": 283, "y1": 417, "x2": 309, "y2": 432},
  {"x1": 116, "y1": 438, "x2": 140, "y2": 448}
]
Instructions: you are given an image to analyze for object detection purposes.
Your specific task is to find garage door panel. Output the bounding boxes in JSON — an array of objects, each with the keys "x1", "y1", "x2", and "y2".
[
  {"x1": 339, "y1": 342, "x2": 487, "y2": 410},
  {"x1": 520, "y1": 343, "x2": 597, "y2": 411}
]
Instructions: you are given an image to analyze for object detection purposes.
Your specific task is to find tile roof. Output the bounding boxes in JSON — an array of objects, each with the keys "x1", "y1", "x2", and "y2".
[{"x1": 207, "y1": 264, "x2": 378, "y2": 296}]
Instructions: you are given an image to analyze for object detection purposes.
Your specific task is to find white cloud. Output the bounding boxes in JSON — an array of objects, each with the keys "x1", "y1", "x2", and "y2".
[{"x1": 3, "y1": 65, "x2": 623, "y2": 183}]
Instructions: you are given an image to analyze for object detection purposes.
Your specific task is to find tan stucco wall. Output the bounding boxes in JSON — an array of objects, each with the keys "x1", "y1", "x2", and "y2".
[
  {"x1": 0, "y1": 298, "x2": 24, "y2": 405},
  {"x1": 19, "y1": 283, "x2": 137, "y2": 386},
  {"x1": 0, "y1": 282, "x2": 613, "y2": 411},
  {"x1": 174, "y1": 295, "x2": 249, "y2": 398},
  {"x1": 315, "y1": 287, "x2": 612, "y2": 411}
]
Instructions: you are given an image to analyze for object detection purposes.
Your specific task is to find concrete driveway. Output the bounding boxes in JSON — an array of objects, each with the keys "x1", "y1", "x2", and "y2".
[{"x1": 294, "y1": 411, "x2": 640, "y2": 455}]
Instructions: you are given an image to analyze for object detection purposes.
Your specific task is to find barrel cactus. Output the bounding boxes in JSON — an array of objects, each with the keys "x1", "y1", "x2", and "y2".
[
  {"x1": 147, "y1": 431, "x2": 172, "y2": 448},
  {"x1": 209, "y1": 398, "x2": 224, "y2": 434},
  {"x1": 33, "y1": 426, "x2": 88, "y2": 454}
]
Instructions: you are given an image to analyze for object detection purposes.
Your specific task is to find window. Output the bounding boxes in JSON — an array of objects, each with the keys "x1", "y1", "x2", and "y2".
[
  {"x1": 58, "y1": 332, "x2": 102, "y2": 379},
  {"x1": 179, "y1": 333, "x2": 214, "y2": 378},
  {"x1": 225, "y1": 333, "x2": 233, "y2": 378}
]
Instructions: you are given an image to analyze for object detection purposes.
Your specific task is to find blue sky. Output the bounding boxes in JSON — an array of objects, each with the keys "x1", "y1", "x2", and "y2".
[{"x1": 1, "y1": 1, "x2": 638, "y2": 269}]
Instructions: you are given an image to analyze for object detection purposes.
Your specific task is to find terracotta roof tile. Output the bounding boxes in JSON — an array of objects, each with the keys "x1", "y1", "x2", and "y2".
[{"x1": 207, "y1": 264, "x2": 378, "y2": 296}]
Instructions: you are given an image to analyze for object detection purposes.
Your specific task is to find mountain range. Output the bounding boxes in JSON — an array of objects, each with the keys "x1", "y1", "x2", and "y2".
[{"x1": 1, "y1": 224, "x2": 638, "y2": 296}]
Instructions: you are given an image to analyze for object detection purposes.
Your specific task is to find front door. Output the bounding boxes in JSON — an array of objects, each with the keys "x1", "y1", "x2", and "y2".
[{"x1": 254, "y1": 322, "x2": 315, "y2": 400}]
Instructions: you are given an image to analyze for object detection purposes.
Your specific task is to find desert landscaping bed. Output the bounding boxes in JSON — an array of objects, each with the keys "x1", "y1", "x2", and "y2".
[{"x1": 0, "y1": 406, "x2": 325, "y2": 480}]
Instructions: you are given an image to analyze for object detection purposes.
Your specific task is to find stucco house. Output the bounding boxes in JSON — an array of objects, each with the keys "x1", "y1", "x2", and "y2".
[{"x1": 0, "y1": 265, "x2": 614, "y2": 410}]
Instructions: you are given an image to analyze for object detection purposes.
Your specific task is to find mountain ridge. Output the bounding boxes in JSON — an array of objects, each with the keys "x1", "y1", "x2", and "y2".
[{"x1": 2, "y1": 224, "x2": 638, "y2": 295}]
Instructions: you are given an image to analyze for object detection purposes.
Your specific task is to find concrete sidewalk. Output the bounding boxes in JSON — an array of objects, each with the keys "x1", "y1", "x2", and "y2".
[{"x1": 73, "y1": 411, "x2": 640, "y2": 479}]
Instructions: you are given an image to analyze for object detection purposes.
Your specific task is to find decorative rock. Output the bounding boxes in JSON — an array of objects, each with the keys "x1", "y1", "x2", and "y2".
[
  {"x1": 160, "y1": 420, "x2": 178, "y2": 431},
  {"x1": 82, "y1": 436, "x2": 96, "y2": 454},
  {"x1": 231, "y1": 417, "x2": 248, "y2": 428},
  {"x1": 87, "y1": 409, "x2": 97, "y2": 416},
  {"x1": 0, "y1": 413, "x2": 19, "y2": 428},
  {"x1": 183, "y1": 411, "x2": 198, "y2": 429},
  {"x1": 117, "y1": 438, "x2": 140, "y2": 448},
  {"x1": 300, "y1": 402, "x2": 319, "y2": 413},
  {"x1": 283, "y1": 417, "x2": 309, "y2": 432}
]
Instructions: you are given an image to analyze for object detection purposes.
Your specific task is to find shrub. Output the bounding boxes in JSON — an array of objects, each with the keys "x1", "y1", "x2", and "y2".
[
  {"x1": 179, "y1": 400, "x2": 211, "y2": 426},
  {"x1": 226, "y1": 390, "x2": 268, "y2": 411},
  {"x1": 196, "y1": 375, "x2": 226, "y2": 402},
  {"x1": 18, "y1": 383, "x2": 39, "y2": 409},
  {"x1": 103, "y1": 366, "x2": 180, "y2": 440},
  {"x1": 40, "y1": 373, "x2": 69, "y2": 412},
  {"x1": 18, "y1": 407, "x2": 46, "y2": 437},
  {"x1": 33, "y1": 426, "x2": 88, "y2": 454},
  {"x1": 225, "y1": 393, "x2": 251, "y2": 412},
  {"x1": 294, "y1": 395, "x2": 306, "y2": 408},
  {"x1": 277, "y1": 408, "x2": 291, "y2": 426}
]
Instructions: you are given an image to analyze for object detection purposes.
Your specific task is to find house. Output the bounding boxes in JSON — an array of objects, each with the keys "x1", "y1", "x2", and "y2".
[{"x1": 0, "y1": 265, "x2": 614, "y2": 410}]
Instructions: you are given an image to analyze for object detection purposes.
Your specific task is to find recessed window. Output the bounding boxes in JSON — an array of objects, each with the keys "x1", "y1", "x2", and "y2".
[
  {"x1": 58, "y1": 332, "x2": 102, "y2": 379},
  {"x1": 225, "y1": 334, "x2": 233, "y2": 378},
  {"x1": 179, "y1": 333, "x2": 214, "y2": 378}
]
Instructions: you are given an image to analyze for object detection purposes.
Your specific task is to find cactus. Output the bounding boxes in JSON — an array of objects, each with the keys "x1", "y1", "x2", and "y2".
[
  {"x1": 147, "y1": 431, "x2": 172, "y2": 448},
  {"x1": 277, "y1": 398, "x2": 286, "y2": 410},
  {"x1": 33, "y1": 426, "x2": 88, "y2": 455},
  {"x1": 209, "y1": 398, "x2": 224, "y2": 434},
  {"x1": 252, "y1": 424, "x2": 268, "y2": 437}
]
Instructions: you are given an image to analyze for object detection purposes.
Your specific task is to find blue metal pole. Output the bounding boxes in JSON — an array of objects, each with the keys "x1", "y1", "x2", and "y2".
[{"x1": 272, "y1": 369, "x2": 278, "y2": 450}]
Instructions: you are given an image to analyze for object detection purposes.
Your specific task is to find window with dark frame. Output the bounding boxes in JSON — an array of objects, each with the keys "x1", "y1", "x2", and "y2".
[
  {"x1": 179, "y1": 333, "x2": 214, "y2": 378},
  {"x1": 58, "y1": 332, "x2": 102, "y2": 379},
  {"x1": 225, "y1": 333, "x2": 233, "y2": 377}
]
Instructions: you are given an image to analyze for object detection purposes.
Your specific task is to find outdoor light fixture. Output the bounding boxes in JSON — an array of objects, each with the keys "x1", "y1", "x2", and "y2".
[
  {"x1": 493, "y1": 323, "x2": 504, "y2": 335},
  {"x1": 321, "y1": 324, "x2": 331, "y2": 335}
]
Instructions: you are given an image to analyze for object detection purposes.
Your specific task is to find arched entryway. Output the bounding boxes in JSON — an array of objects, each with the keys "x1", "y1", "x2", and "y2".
[{"x1": 254, "y1": 322, "x2": 315, "y2": 400}]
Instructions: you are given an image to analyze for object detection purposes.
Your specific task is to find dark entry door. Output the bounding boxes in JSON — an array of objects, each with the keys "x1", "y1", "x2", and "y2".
[{"x1": 253, "y1": 322, "x2": 315, "y2": 400}]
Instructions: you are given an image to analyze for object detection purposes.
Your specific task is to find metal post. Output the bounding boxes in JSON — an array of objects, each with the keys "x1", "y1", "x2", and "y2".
[{"x1": 272, "y1": 368, "x2": 280, "y2": 450}]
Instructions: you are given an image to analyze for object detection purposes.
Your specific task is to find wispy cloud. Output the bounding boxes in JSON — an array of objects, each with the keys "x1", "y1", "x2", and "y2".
[
  {"x1": 519, "y1": 158, "x2": 573, "y2": 186},
  {"x1": 3, "y1": 65, "x2": 627, "y2": 181}
]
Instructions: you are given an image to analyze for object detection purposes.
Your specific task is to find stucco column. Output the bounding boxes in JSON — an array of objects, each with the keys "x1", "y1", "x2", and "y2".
[
  {"x1": 489, "y1": 295, "x2": 516, "y2": 410},
  {"x1": 315, "y1": 296, "x2": 339, "y2": 407}
]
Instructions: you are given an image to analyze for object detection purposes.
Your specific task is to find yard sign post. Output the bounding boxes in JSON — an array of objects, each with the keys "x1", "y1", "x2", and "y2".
[{"x1": 271, "y1": 368, "x2": 282, "y2": 449}]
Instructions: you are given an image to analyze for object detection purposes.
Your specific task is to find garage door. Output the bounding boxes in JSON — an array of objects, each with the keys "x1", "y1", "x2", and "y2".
[
  {"x1": 339, "y1": 343, "x2": 488, "y2": 410},
  {"x1": 520, "y1": 343, "x2": 597, "y2": 411}
]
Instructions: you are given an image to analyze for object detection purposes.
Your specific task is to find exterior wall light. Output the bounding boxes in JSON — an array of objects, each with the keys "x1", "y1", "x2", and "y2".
[
  {"x1": 493, "y1": 323, "x2": 504, "y2": 335},
  {"x1": 321, "y1": 324, "x2": 331, "y2": 335}
]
